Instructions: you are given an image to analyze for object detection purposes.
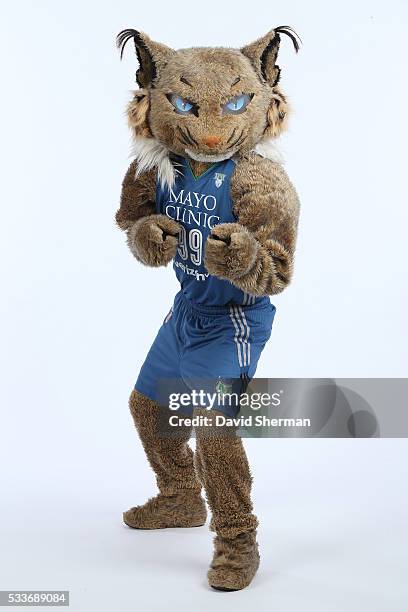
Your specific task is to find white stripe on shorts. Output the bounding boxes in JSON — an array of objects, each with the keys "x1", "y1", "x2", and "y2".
[
  {"x1": 229, "y1": 305, "x2": 251, "y2": 368},
  {"x1": 243, "y1": 292, "x2": 256, "y2": 305},
  {"x1": 238, "y1": 305, "x2": 251, "y2": 366},
  {"x1": 229, "y1": 306, "x2": 243, "y2": 367}
]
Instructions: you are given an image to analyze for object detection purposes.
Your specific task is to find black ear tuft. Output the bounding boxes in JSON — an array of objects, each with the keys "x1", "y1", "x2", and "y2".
[
  {"x1": 242, "y1": 26, "x2": 301, "y2": 87},
  {"x1": 116, "y1": 29, "x2": 140, "y2": 60},
  {"x1": 116, "y1": 29, "x2": 156, "y2": 85},
  {"x1": 260, "y1": 26, "x2": 301, "y2": 86},
  {"x1": 274, "y1": 26, "x2": 302, "y2": 53},
  {"x1": 116, "y1": 29, "x2": 175, "y2": 88}
]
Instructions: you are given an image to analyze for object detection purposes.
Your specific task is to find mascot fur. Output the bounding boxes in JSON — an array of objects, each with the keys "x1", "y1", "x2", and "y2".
[{"x1": 116, "y1": 26, "x2": 300, "y2": 591}]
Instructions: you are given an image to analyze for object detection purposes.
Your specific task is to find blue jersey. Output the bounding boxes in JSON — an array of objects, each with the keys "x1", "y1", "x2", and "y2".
[{"x1": 156, "y1": 157, "x2": 269, "y2": 307}]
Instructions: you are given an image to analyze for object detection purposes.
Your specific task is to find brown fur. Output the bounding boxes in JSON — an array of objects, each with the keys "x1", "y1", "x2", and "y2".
[
  {"x1": 193, "y1": 408, "x2": 258, "y2": 539},
  {"x1": 128, "y1": 390, "x2": 201, "y2": 495},
  {"x1": 115, "y1": 161, "x2": 156, "y2": 230},
  {"x1": 123, "y1": 491, "x2": 207, "y2": 530},
  {"x1": 117, "y1": 27, "x2": 297, "y2": 162},
  {"x1": 148, "y1": 47, "x2": 271, "y2": 159},
  {"x1": 204, "y1": 222, "x2": 260, "y2": 280},
  {"x1": 208, "y1": 531, "x2": 260, "y2": 591},
  {"x1": 127, "y1": 214, "x2": 180, "y2": 267},
  {"x1": 241, "y1": 29, "x2": 282, "y2": 86},
  {"x1": 125, "y1": 81, "x2": 289, "y2": 150},
  {"x1": 126, "y1": 90, "x2": 152, "y2": 138},
  {"x1": 264, "y1": 88, "x2": 290, "y2": 138},
  {"x1": 204, "y1": 153, "x2": 299, "y2": 295},
  {"x1": 125, "y1": 393, "x2": 258, "y2": 578},
  {"x1": 193, "y1": 408, "x2": 259, "y2": 589},
  {"x1": 124, "y1": 390, "x2": 206, "y2": 529}
]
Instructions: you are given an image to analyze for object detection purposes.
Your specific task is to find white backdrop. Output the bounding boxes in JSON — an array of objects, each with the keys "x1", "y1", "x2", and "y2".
[{"x1": 0, "y1": 1, "x2": 407, "y2": 611}]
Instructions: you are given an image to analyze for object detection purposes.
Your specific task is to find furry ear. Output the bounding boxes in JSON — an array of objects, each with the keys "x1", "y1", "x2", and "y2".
[
  {"x1": 127, "y1": 89, "x2": 151, "y2": 138},
  {"x1": 117, "y1": 29, "x2": 175, "y2": 87},
  {"x1": 241, "y1": 26, "x2": 300, "y2": 87},
  {"x1": 264, "y1": 88, "x2": 290, "y2": 138}
]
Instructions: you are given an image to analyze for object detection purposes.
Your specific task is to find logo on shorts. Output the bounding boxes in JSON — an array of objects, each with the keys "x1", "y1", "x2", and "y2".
[
  {"x1": 214, "y1": 173, "x2": 226, "y2": 188},
  {"x1": 215, "y1": 378, "x2": 233, "y2": 396}
]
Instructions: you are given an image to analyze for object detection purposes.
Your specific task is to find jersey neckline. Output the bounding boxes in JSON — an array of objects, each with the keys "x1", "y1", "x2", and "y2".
[{"x1": 183, "y1": 158, "x2": 223, "y2": 181}]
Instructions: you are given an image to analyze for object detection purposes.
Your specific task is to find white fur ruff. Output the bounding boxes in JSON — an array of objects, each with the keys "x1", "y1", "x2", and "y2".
[
  {"x1": 130, "y1": 137, "x2": 179, "y2": 190},
  {"x1": 253, "y1": 138, "x2": 285, "y2": 164},
  {"x1": 130, "y1": 135, "x2": 283, "y2": 189}
]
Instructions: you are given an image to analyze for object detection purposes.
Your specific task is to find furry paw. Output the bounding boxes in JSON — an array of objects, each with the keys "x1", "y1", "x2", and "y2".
[
  {"x1": 123, "y1": 492, "x2": 207, "y2": 529},
  {"x1": 128, "y1": 214, "x2": 181, "y2": 267},
  {"x1": 205, "y1": 223, "x2": 259, "y2": 281},
  {"x1": 208, "y1": 531, "x2": 260, "y2": 591}
]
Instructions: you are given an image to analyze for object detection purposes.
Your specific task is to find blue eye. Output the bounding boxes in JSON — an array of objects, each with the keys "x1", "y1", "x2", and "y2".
[
  {"x1": 223, "y1": 94, "x2": 252, "y2": 114},
  {"x1": 167, "y1": 94, "x2": 195, "y2": 114},
  {"x1": 175, "y1": 97, "x2": 193, "y2": 112}
]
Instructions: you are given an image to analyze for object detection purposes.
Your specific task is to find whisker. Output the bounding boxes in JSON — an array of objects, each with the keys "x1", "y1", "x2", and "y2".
[
  {"x1": 177, "y1": 138, "x2": 190, "y2": 150},
  {"x1": 226, "y1": 128, "x2": 237, "y2": 144},
  {"x1": 177, "y1": 126, "x2": 195, "y2": 146},
  {"x1": 185, "y1": 126, "x2": 199, "y2": 146},
  {"x1": 177, "y1": 133, "x2": 192, "y2": 147},
  {"x1": 225, "y1": 129, "x2": 244, "y2": 150},
  {"x1": 233, "y1": 133, "x2": 247, "y2": 149}
]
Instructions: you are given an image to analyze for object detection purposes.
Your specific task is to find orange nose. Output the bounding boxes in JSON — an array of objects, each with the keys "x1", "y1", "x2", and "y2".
[{"x1": 202, "y1": 135, "x2": 221, "y2": 148}]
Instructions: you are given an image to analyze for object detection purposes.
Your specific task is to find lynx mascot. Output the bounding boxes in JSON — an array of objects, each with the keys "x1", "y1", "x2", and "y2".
[{"x1": 116, "y1": 26, "x2": 300, "y2": 591}]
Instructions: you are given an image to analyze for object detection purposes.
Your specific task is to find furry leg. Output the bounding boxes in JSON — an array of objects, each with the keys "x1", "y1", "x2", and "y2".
[
  {"x1": 123, "y1": 390, "x2": 206, "y2": 529},
  {"x1": 194, "y1": 408, "x2": 259, "y2": 590}
]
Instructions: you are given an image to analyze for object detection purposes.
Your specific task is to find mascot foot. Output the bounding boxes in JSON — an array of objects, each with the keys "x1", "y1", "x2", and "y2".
[
  {"x1": 208, "y1": 531, "x2": 260, "y2": 591},
  {"x1": 123, "y1": 491, "x2": 207, "y2": 529}
]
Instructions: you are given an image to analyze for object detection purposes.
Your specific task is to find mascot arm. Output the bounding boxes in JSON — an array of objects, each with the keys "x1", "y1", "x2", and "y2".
[
  {"x1": 204, "y1": 154, "x2": 300, "y2": 295},
  {"x1": 116, "y1": 161, "x2": 180, "y2": 267}
]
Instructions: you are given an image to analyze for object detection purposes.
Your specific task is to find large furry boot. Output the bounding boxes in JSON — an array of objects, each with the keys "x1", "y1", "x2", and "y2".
[
  {"x1": 194, "y1": 409, "x2": 260, "y2": 591},
  {"x1": 123, "y1": 390, "x2": 207, "y2": 529},
  {"x1": 208, "y1": 531, "x2": 259, "y2": 591}
]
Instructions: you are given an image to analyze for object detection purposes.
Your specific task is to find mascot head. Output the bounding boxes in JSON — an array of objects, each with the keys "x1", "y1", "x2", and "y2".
[{"x1": 117, "y1": 27, "x2": 300, "y2": 186}]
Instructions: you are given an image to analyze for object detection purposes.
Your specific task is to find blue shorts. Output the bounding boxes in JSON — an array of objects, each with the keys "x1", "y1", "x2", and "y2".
[{"x1": 135, "y1": 291, "x2": 275, "y2": 416}]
